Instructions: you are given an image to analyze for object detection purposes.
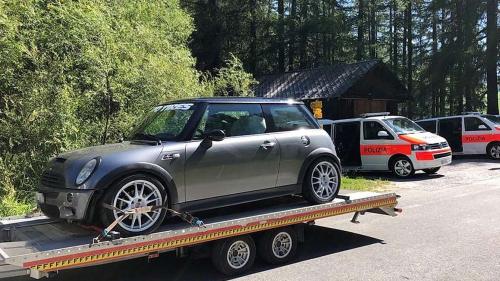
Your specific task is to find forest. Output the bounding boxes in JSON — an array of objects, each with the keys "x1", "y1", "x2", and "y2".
[
  {"x1": 184, "y1": 0, "x2": 499, "y2": 117},
  {"x1": 0, "y1": 0, "x2": 498, "y2": 213}
]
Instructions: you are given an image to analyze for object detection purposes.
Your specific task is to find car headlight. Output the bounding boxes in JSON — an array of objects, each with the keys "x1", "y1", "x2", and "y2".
[
  {"x1": 411, "y1": 144, "x2": 429, "y2": 151},
  {"x1": 76, "y1": 158, "x2": 98, "y2": 185}
]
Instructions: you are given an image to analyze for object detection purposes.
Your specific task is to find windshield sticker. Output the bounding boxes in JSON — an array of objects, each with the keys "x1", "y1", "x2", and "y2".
[{"x1": 154, "y1": 104, "x2": 194, "y2": 112}]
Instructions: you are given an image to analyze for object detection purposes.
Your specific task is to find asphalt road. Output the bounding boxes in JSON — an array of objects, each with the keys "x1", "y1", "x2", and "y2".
[{"x1": 8, "y1": 157, "x2": 500, "y2": 281}]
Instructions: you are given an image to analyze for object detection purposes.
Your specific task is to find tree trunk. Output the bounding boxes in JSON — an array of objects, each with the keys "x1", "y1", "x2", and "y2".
[
  {"x1": 299, "y1": 0, "x2": 309, "y2": 68},
  {"x1": 369, "y1": 0, "x2": 376, "y2": 58},
  {"x1": 288, "y1": 0, "x2": 297, "y2": 70},
  {"x1": 356, "y1": 0, "x2": 365, "y2": 61},
  {"x1": 278, "y1": 0, "x2": 285, "y2": 72},
  {"x1": 406, "y1": 2, "x2": 413, "y2": 118},
  {"x1": 392, "y1": 0, "x2": 398, "y2": 71},
  {"x1": 249, "y1": 0, "x2": 258, "y2": 74},
  {"x1": 431, "y1": 1, "x2": 438, "y2": 116},
  {"x1": 486, "y1": 0, "x2": 499, "y2": 114}
]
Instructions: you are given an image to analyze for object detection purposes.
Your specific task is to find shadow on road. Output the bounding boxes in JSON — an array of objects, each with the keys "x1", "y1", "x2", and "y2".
[{"x1": 17, "y1": 226, "x2": 382, "y2": 281}]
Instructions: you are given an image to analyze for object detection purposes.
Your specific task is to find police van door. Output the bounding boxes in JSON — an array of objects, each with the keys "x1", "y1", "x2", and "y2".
[
  {"x1": 462, "y1": 116, "x2": 493, "y2": 154},
  {"x1": 360, "y1": 120, "x2": 395, "y2": 170}
]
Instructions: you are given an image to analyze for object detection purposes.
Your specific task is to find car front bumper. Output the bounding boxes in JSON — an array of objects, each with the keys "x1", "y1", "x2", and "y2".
[
  {"x1": 37, "y1": 186, "x2": 95, "y2": 221},
  {"x1": 412, "y1": 149, "x2": 452, "y2": 170}
]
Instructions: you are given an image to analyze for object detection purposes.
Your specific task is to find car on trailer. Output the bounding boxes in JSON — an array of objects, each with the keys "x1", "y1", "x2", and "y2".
[
  {"x1": 320, "y1": 113, "x2": 452, "y2": 178},
  {"x1": 36, "y1": 97, "x2": 341, "y2": 236},
  {"x1": 416, "y1": 112, "x2": 500, "y2": 159}
]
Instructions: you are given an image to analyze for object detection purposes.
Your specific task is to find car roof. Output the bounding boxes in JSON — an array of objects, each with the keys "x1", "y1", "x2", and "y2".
[
  {"x1": 333, "y1": 115, "x2": 404, "y2": 123},
  {"x1": 417, "y1": 113, "x2": 489, "y2": 122},
  {"x1": 161, "y1": 97, "x2": 303, "y2": 105}
]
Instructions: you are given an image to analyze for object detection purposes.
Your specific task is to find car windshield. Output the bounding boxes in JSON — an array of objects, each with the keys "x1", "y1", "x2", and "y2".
[
  {"x1": 129, "y1": 103, "x2": 196, "y2": 141},
  {"x1": 482, "y1": 115, "x2": 500, "y2": 125},
  {"x1": 383, "y1": 117, "x2": 424, "y2": 135}
]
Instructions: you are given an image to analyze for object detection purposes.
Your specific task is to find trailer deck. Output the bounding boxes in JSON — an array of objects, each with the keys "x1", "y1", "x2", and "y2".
[{"x1": 0, "y1": 191, "x2": 399, "y2": 279}]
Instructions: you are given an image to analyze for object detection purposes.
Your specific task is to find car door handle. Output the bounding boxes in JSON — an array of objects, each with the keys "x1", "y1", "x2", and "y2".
[
  {"x1": 162, "y1": 153, "x2": 181, "y2": 160},
  {"x1": 260, "y1": 141, "x2": 276, "y2": 149}
]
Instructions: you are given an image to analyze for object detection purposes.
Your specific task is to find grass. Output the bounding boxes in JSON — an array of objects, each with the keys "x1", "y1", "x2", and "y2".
[
  {"x1": 341, "y1": 176, "x2": 392, "y2": 192},
  {"x1": 0, "y1": 195, "x2": 34, "y2": 217}
]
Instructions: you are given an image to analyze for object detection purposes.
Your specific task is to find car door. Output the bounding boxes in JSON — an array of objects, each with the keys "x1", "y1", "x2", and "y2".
[
  {"x1": 462, "y1": 116, "x2": 493, "y2": 154},
  {"x1": 438, "y1": 117, "x2": 463, "y2": 153},
  {"x1": 184, "y1": 103, "x2": 280, "y2": 201},
  {"x1": 360, "y1": 120, "x2": 395, "y2": 170},
  {"x1": 262, "y1": 104, "x2": 320, "y2": 187}
]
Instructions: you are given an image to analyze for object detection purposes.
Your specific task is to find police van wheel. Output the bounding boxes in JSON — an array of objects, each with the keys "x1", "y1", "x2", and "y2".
[
  {"x1": 423, "y1": 167, "x2": 440, "y2": 174},
  {"x1": 487, "y1": 142, "x2": 500, "y2": 159},
  {"x1": 391, "y1": 156, "x2": 415, "y2": 178}
]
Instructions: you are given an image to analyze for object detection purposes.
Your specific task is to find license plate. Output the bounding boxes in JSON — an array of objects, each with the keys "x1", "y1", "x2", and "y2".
[{"x1": 36, "y1": 192, "x2": 45, "y2": 204}]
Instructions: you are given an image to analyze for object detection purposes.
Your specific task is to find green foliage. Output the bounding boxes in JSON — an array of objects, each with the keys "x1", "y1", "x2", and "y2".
[
  {"x1": 0, "y1": 0, "x2": 255, "y2": 213},
  {"x1": 201, "y1": 55, "x2": 257, "y2": 97}
]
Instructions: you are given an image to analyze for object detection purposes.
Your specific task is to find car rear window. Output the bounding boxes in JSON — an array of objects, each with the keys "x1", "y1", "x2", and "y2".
[{"x1": 263, "y1": 104, "x2": 318, "y2": 132}]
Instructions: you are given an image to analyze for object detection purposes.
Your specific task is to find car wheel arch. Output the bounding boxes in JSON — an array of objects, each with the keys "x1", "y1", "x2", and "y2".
[
  {"x1": 388, "y1": 154, "x2": 413, "y2": 170},
  {"x1": 86, "y1": 164, "x2": 178, "y2": 223},
  {"x1": 297, "y1": 149, "x2": 341, "y2": 185}
]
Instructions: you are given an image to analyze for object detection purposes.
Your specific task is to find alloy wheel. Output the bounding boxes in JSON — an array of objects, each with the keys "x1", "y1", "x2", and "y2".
[
  {"x1": 311, "y1": 161, "x2": 339, "y2": 200},
  {"x1": 394, "y1": 159, "x2": 412, "y2": 177}
]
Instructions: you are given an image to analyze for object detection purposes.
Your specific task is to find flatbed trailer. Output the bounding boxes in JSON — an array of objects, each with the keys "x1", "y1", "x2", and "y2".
[{"x1": 0, "y1": 191, "x2": 400, "y2": 279}]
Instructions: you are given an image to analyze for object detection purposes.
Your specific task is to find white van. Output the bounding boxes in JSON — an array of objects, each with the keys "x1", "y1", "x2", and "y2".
[
  {"x1": 416, "y1": 113, "x2": 500, "y2": 159},
  {"x1": 319, "y1": 113, "x2": 452, "y2": 178}
]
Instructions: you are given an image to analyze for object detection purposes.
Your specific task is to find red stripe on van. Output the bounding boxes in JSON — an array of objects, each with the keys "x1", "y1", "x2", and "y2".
[
  {"x1": 360, "y1": 145, "x2": 411, "y2": 156},
  {"x1": 461, "y1": 134, "x2": 500, "y2": 143},
  {"x1": 415, "y1": 148, "x2": 452, "y2": 160}
]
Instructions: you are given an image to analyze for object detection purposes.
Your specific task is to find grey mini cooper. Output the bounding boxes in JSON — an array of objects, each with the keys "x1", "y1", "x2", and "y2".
[{"x1": 37, "y1": 98, "x2": 341, "y2": 235}]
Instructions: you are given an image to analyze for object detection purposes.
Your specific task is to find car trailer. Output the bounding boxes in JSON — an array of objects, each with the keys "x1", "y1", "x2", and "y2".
[{"x1": 0, "y1": 191, "x2": 400, "y2": 279}]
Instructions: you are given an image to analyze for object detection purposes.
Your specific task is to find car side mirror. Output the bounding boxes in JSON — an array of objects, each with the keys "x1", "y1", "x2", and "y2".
[
  {"x1": 478, "y1": 125, "x2": 487, "y2": 130},
  {"x1": 204, "y1": 129, "x2": 226, "y2": 141},
  {"x1": 377, "y1": 131, "x2": 390, "y2": 138}
]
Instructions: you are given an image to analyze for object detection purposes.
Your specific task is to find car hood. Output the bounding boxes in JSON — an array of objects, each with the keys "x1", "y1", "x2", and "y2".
[
  {"x1": 57, "y1": 141, "x2": 159, "y2": 161},
  {"x1": 398, "y1": 132, "x2": 447, "y2": 144}
]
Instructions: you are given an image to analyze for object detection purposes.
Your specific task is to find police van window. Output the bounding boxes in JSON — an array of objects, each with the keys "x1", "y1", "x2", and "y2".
[
  {"x1": 464, "y1": 117, "x2": 491, "y2": 131},
  {"x1": 418, "y1": 120, "x2": 437, "y2": 133},
  {"x1": 363, "y1": 121, "x2": 393, "y2": 140}
]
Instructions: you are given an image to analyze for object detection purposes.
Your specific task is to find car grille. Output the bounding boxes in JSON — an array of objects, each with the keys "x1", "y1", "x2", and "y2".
[
  {"x1": 428, "y1": 142, "x2": 449, "y2": 149},
  {"x1": 434, "y1": 152, "x2": 452, "y2": 159},
  {"x1": 41, "y1": 171, "x2": 66, "y2": 189}
]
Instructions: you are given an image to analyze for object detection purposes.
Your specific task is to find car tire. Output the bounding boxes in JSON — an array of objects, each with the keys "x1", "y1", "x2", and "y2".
[
  {"x1": 257, "y1": 227, "x2": 298, "y2": 265},
  {"x1": 391, "y1": 156, "x2": 415, "y2": 178},
  {"x1": 302, "y1": 157, "x2": 341, "y2": 204},
  {"x1": 212, "y1": 235, "x2": 256, "y2": 276},
  {"x1": 423, "y1": 167, "x2": 441, "y2": 174},
  {"x1": 99, "y1": 174, "x2": 168, "y2": 237},
  {"x1": 487, "y1": 142, "x2": 500, "y2": 159}
]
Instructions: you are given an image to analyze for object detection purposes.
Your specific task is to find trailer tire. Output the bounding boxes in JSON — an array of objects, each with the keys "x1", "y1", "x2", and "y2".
[
  {"x1": 390, "y1": 156, "x2": 415, "y2": 178},
  {"x1": 423, "y1": 167, "x2": 441, "y2": 174},
  {"x1": 487, "y1": 142, "x2": 500, "y2": 159},
  {"x1": 302, "y1": 157, "x2": 341, "y2": 204},
  {"x1": 99, "y1": 174, "x2": 167, "y2": 237},
  {"x1": 212, "y1": 235, "x2": 256, "y2": 276},
  {"x1": 257, "y1": 227, "x2": 298, "y2": 265}
]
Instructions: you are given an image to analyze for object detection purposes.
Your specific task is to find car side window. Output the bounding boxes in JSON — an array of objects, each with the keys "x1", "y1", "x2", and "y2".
[
  {"x1": 418, "y1": 120, "x2": 437, "y2": 133},
  {"x1": 193, "y1": 104, "x2": 267, "y2": 138},
  {"x1": 263, "y1": 104, "x2": 316, "y2": 132},
  {"x1": 464, "y1": 117, "x2": 491, "y2": 131},
  {"x1": 363, "y1": 121, "x2": 393, "y2": 140}
]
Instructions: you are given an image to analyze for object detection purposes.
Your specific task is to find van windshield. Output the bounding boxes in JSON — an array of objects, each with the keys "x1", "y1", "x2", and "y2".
[
  {"x1": 129, "y1": 103, "x2": 196, "y2": 141},
  {"x1": 482, "y1": 115, "x2": 500, "y2": 125},
  {"x1": 383, "y1": 117, "x2": 424, "y2": 135}
]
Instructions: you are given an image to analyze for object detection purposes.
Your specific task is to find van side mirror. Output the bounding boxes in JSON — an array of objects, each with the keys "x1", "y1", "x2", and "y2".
[
  {"x1": 377, "y1": 131, "x2": 390, "y2": 138},
  {"x1": 204, "y1": 129, "x2": 226, "y2": 141},
  {"x1": 478, "y1": 124, "x2": 487, "y2": 130}
]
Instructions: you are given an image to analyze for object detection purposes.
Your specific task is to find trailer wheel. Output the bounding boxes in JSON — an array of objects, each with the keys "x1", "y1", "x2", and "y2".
[
  {"x1": 423, "y1": 167, "x2": 441, "y2": 174},
  {"x1": 257, "y1": 227, "x2": 298, "y2": 265},
  {"x1": 303, "y1": 157, "x2": 341, "y2": 204},
  {"x1": 212, "y1": 235, "x2": 256, "y2": 276},
  {"x1": 487, "y1": 142, "x2": 500, "y2": 159},
  {"x1": 390, "y1": 156, "x2": 415, "y2": 178}
]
